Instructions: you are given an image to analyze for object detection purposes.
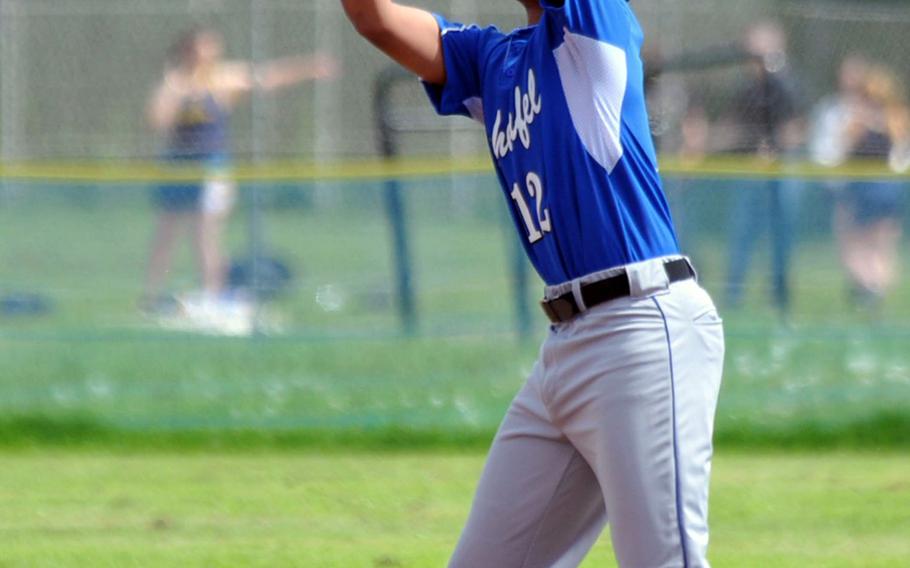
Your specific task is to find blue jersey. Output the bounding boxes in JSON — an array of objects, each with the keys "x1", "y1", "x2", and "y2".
[{"x1": 424, "y1": 0, "x2": 679, "y2": 285}]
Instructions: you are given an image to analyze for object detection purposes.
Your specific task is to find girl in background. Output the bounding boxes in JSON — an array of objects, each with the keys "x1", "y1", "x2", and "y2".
[
  {"x1": 143, "y1": 26, "x2": 336, "y2": 317},
  {"x1": 835, "y1": 64, "x2": 908, "y2": 309}
]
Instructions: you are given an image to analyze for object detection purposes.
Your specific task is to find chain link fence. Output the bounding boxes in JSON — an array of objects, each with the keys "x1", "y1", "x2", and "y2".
[{"x1": 1, "y1": 0, "x2": 909, "y2": 436}]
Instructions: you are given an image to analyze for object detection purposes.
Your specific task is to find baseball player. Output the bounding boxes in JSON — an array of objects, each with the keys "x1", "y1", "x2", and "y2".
[{"x1": 340, "y1": 1, "x2": 725, "y2": 566}]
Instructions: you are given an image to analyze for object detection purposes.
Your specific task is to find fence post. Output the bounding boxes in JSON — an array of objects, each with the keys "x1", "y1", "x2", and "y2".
[
  {"x1": 374, "y1": 67, "x2": 417, "y2": 336},
  {"x1": 0, "y1": 0, "x2": 23, "y2": 205},
  {"x1": 246, "y1": 0, "x2": 266, "y2": 336},
  {"x1": 511, "y1": 233, "x2": 533, "y2": 342}
]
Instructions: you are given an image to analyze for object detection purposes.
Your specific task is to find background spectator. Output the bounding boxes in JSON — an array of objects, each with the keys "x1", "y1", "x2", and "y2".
[
  {"x1": 810, "y1": 55, "x2": 870, "y2": 167},
  {"x1": 142, "y1": 26, "x2": 336, "y2": 316},
  {"x1": 722, "y1": 21, "x2": 806, "y2": 316},
  {"x1": 821, "y1": 63, "x2": 908, "y2": 309}
]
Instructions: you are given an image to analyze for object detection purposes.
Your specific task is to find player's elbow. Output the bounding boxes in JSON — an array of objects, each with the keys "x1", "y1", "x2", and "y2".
[
  {"x1": 342, "y1": 3, "x2": 389, "y2": 43},
  {"x1": 349, "y1": 17, "x2": 390, "y2": 44}
]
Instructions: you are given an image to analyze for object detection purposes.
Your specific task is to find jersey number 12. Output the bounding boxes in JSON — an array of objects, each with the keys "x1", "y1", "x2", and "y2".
[{"x1": 510, "y1": 172, "x2": 551, "y2": 244}]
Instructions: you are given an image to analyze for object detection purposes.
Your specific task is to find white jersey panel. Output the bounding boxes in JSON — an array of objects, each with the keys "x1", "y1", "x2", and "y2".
[{"x1": 553, "y1": 31, "x2": 627, "y2": 174}]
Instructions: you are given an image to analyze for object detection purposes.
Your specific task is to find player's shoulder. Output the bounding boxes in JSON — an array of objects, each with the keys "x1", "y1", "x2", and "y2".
[
  {"x1": 436, "y1": 14, "x2": 498, "y2": 36},
  {"x1": 542, "y1": 0, "x2": 640, "y2": 45},
  {"x1": 436, "y1": 14, "x2": 509, "y2": 47},
  {"x1": 437, "y1": 16, "x2": 514, "y2": 63},
  {"x1": 543, "y1": 0, "x2": 632, "y2": 14}
]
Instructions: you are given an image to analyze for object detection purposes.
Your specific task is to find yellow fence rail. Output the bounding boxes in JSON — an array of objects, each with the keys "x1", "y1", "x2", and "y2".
[{"x1": 0, "y1": 156, "x2": 908, "y2": 183}]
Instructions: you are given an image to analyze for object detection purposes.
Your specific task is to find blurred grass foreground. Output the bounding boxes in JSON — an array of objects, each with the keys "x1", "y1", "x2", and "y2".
[{"x1": 1, "y1": 451, "x2": 908, "y2": 567}]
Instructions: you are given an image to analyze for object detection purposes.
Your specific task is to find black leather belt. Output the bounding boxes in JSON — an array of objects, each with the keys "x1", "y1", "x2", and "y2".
[{"x1": 540, "y1": 258, "x2": 695, "y2": 324}]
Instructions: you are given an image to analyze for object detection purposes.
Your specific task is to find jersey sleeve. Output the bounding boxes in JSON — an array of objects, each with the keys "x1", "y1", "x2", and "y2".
[
  {"x1": 422, "y1": 15, "x2": 496, "y2": 120},
  {"x1": 541, "y1": 0, "x2": 637, "y2": 46}
]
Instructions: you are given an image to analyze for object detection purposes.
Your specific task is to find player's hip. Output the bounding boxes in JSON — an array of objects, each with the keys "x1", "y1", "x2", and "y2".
[
  {"x1": 536, "y1": 272, "x2": 724, "y2": 421},
  {"x1": 541, "y1": 256, "x2": 719, "y2": 325},
  {"x1": 542, "y1": 276, "x2": 722, "y2": 354},
  {"x1": 538, "y1": 256, "x2": 723, "y2": 374}
]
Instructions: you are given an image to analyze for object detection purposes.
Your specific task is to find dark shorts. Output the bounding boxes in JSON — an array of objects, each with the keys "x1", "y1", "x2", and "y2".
[
  {"x1": 152, "y1": 153, "x2": 228, "y2": 212},
  {"x1": 844, "y1": 181, "x2": 906, "y2": 225}
]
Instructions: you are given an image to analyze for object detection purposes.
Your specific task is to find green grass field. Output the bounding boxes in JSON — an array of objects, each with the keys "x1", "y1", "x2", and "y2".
[
  {"x1": 1, "y1": 332, "x2": 910, "y2": 449},
  {"x1": 1, "y1": 176, "x2": 909, "y2": 566},
  {"x1": 0, "y1": 450, "x2": 907, "y2": 567}
]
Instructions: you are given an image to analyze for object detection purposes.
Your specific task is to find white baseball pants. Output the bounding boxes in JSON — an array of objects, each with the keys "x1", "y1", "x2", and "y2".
[{"x1": 449, "y1": 259, "x2": 725, "y2": 568}]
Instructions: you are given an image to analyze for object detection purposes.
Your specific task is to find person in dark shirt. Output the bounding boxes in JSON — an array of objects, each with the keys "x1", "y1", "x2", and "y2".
[{"x1": 725, "y1": 22, "x2": 805, "y2": 315}]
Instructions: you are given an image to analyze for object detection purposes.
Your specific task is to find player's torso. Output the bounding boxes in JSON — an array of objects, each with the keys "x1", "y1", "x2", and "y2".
[{"x1": 475, "y1": 13, "x2": 678, "y2": 285}]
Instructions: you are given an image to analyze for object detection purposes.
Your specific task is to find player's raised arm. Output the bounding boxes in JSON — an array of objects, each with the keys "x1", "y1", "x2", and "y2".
[{"x1": 340, "y1": 0, "x2": 445, "y2": 85}]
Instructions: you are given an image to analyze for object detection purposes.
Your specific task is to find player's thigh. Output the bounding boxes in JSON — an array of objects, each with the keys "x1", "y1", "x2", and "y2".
[
  {"x1": 450, "y1": 384, "x2": 607, "y2": 568},
  {"x1": 553, "y1": 292, "x2": 721, "y2": 568},
  {"x1": 563, "y1": 349, "x2": 681, "y2": 567},
  {"x1": 656, "y1": 282, "x2": 725, "y2": 561}
]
